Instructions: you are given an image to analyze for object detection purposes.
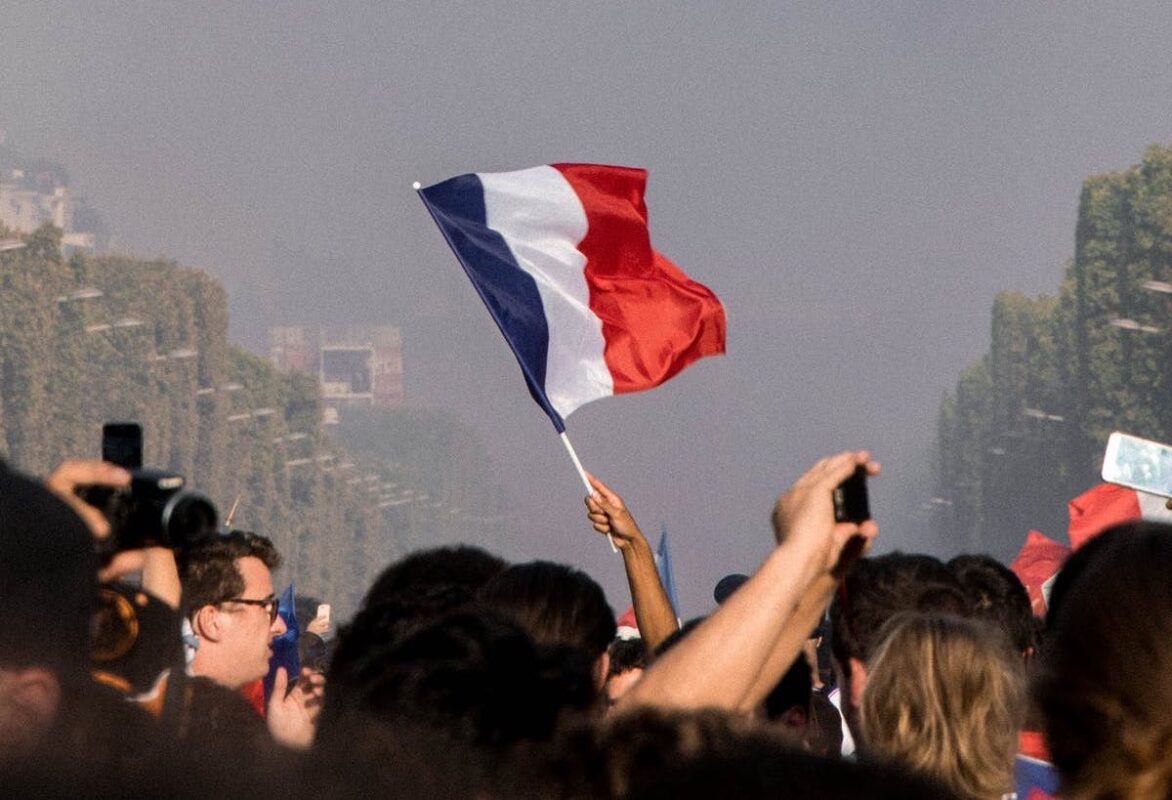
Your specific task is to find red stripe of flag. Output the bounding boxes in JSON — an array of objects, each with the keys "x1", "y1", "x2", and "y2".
[
  {"x1": 1067, "y1": 483, "x2": 1142, "y2": 550},
  {"x1": 1010, "y1": 530, "x2": 1070, "y2": 616},
  {"x1": 552, "y1": 163, "x2": 726, "y2": 393}
]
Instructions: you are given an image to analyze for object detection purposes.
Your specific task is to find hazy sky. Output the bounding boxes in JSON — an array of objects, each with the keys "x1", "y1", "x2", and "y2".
[{"x1": 4, "y1": 3, "x2": 1171, "y2": 615}]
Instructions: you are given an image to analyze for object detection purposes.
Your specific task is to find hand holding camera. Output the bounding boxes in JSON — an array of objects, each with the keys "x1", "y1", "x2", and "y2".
[
  {"x1": 58, "y1": 422, "x2": 219, "y2": 560},
  {"x1": 46, "y1": 459, "x2": 132, "y2": 540},
  {"x1": 772, "y1": 451, "x2": 878, "y2": 577}
]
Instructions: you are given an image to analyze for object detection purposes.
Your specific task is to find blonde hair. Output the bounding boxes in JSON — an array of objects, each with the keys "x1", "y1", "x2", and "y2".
[{"x1": 860, "y1": 612, "x2": 1024, "y2": 800}]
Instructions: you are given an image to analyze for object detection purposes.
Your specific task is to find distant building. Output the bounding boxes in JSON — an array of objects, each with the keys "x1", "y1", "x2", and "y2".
[
  {"x1": 269, "y1": 325, "x2": 403, "y2": 422},
  {"x1": 0, "y1": 167, "x2": 96, "y2": 249}
]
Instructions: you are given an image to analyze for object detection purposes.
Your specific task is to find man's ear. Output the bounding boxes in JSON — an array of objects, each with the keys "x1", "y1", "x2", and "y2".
[
  {"x1": 848, "y1": 657, "x2": 868, "y2": 710},
  {"x1": 17, "y1": 667, "x2": 60, "y2": 714},
  {"x1": 192, "y1": 604, "x2": 223, "y2": 643},
  {"x1": 2, "y1": 667, "x2": 62, "y2": 747},
  {"x1": 593, "y1": 651, "x2": 611, "y2": 691}
]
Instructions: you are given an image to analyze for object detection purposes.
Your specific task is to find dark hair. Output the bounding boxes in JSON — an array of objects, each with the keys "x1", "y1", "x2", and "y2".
[
  {"x1": 762, "y1": 655, "x2": 812, "y2": 723},
  {"x1": 479, "y1": 561, "x2": 616, "y2": 659},
  {"x1": 1035, "y1": 522, "x2": 1172, "y2": 799},
  {"x1": 830, "y1": 552, "x2": 968, "y2": 672},
  {"x1": 179, "y1": 530, "x2": 281, "y2": 618},
  {"x1": 318, "y1": 608, "x2": 596, "y2": 749},
  {"x1": 363, "y1": 545, "x2": 507, "y2": 610},
  {"x1": 330, "y1": 582, "x2": 478, "y2": 689},
  {"x1": 596, "y1": 707, "x2": 953, "y2": 800},
  {"x1": 947, "y1": 554, "x2": 1036, "y2": 654},
  {"x1": 653, "y1": 616, "x2": 706, "y2": 659},
  {"x1": 608, "y1": 638, "x2": 649, "y2": 676},
  {"x1": 0, "y1": 465, "x2": 97, "y2": 675}
]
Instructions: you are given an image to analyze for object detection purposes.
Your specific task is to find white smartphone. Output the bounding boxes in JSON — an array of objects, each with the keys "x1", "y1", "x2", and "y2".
[
  {"x1": 317, "y1": 603, "x2": 331, "y2": 624},
  {"x1": 1102, "y1": 431, "x2": 1172, "y2": 499}
]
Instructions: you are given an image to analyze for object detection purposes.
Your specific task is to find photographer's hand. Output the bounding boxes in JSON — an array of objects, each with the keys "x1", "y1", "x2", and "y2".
[
  {"x1": 45, "y1": 459, "x2": 131, "y2": 540},
  {"x1": 305, "y1": 615, "x2": 332, "y2": 638},
  {"x1": 771, "y1": 450, "x2": 879, "y2": 577}
]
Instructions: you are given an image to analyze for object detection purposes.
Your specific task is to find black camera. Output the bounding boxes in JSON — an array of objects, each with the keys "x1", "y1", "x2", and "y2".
[{"x1": 79, "y1": 423, "x2": 219, "y2": 556}]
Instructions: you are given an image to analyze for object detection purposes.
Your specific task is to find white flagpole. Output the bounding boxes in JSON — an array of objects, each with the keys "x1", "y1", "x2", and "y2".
[{"x1": 559, "y1": 431, "x2": 618, "y2": 553}]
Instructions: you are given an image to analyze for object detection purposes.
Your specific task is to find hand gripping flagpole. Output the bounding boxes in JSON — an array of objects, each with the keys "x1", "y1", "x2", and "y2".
[{"x1": 559, "y1": 432, "x2": 618, "y2": 553}]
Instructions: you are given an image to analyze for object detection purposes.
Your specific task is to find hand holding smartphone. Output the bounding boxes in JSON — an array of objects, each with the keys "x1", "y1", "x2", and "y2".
[
  {"x1": 833, "y1": 465, "x2": 871, "y2": 523},
  {"x1": 1102, "y1": 431, "x2": 1172, "y2": 499}
]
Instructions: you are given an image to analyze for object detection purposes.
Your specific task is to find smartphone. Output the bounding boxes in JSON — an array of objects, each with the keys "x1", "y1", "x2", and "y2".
[
  {"x1": 102, "y1": 422, "x2": 143, "y2": 470},
  {"x1": 317, "y1": 603, "x2": 331, "y2": 624},
  {"x1": 833, "y1": 465, "x2": 870, "y2": 523},
  {"x1": 1102, "y1": 431, "x2": 1172, "y2": 499}
]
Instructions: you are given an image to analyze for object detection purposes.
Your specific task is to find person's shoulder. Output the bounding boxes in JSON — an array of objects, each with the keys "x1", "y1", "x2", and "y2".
[{"x1": 173, "y1": 673, "x2": 265, "y2": 729}]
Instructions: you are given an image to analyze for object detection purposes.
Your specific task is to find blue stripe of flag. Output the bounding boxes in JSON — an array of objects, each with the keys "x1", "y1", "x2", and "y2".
[{"x1": 417, "y1": 174, "x2": 565, "y2": 430}]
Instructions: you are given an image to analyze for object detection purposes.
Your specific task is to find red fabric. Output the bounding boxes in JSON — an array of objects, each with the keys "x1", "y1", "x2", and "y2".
[
  {"x1": 553, "y1": 163, "x2": 726, "y2": 393},
  {"x1": 616, "y1": 605, "x2": 637, "y2": 629},
  {"x1": 241, "y1": 678, "x2": 266, "y2": 716},
  {"x1": 1067, "y1": 483, "x2": 1142, "y2": 550},
  {"x1": 1027, "y1": 789, "x2": 1056, "y2": 800},
  {"x1": 1011, "y1": 530, "x2": 1070, "y2": 616},
  {"x1": 1019, "y1": 730, "x2": 1051, "y2": 761}
]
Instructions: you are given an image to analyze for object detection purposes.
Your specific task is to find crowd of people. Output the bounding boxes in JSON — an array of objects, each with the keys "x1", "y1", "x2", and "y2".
[{"x1": 2, "y1": 447, "x2": 1169, "y2": 799}]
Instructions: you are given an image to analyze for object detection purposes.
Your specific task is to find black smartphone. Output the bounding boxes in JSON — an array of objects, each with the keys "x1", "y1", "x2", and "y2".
[
  {"x1": 102, "y1": 422, "x2": 143, "y2": 470},
  {"x1": 833, "y1": 465, "x2": 870, "y2": 523}
]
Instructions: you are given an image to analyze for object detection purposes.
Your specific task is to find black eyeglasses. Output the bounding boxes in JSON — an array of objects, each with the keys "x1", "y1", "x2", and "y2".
[{"x1": 220, "y1": 593, "x2": 280, "y2": 623}]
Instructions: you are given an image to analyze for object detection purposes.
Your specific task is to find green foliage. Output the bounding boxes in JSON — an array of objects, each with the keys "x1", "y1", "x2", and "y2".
[
  {"x1": 937, "y1": 144, "x2": 1172, "y2": 557},
  {"x1": 24, "y1": 224, "x2": 63, "y2": 263},
  {"x1": 0, "y1": 234, "x2": 428, "y2": 620}
]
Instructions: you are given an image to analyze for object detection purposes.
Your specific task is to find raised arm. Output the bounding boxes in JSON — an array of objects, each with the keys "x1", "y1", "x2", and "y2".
[
  {"x1": 737, "y1": 456, "x2": 879, "y2": 710},
  {"x1": 585, "y1": 474, "x2": 680, "y2": 651},
  {"x1": 617, "y1": 451, "x2": 878, "y2": 711}
]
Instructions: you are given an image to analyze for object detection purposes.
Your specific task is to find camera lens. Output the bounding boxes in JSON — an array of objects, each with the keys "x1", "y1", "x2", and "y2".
[{"x1": 161, "y1": 492, "x2": 219, "y2": 550}]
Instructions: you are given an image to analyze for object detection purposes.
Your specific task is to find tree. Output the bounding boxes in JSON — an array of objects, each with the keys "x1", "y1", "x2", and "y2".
[{"x1": 937, "y1": 144, "x2": 1172, "y2": 558}]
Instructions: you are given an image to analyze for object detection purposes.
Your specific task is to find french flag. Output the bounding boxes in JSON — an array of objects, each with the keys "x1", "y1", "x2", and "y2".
[
  {"x1": 1067, "y1": 482, "x2": 1172, "y2": 550},
  {"x1": 1010, "y1": 530, "x2": 1069, "y2": 616},
  {"x1": 418, "y1": 163, "x2": 726, "y2": 431}
]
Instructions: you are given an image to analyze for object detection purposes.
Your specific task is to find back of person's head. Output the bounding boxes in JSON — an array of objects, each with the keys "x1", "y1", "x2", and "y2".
[
  {"x1": 0, "y1": 464, "x2": 96, "y2": 677},
  {"x1": 762, "y1": 654, "x2": 813, "y2": 729},
  {"x1": 652, "y1": 616, "x2": 706, "y2": 658},
  {"x1": 362, "y1": 545, "x2": 508, "y2": 610},
  {"x1": 1035, "y1": 521, "x2": 1172, "y2": 800},
  {"x1": 948, "y1": 553, "x2": 1036, "y2": 655},
  {"x1": 860, "y1": 612, "x2": 1024, "y2": 800},
  {"x1": 608, "y1": 638, "x2": 648, "y2": 677},
  {"x1": 479, "y1": 560, "x2": 616, "y2": 660},
  {"x1": 318, "y1": 607, "x2": 596, "y2": 751},
  {"x1": 597, "y1": 707, "x2": 954, "y2": 800},
  {"x1": 830, "y1": 552, "x2": 968, "y2": 672},
  {"x1": 330, "y1": 582, "x2": 478, "y2": 692},
  {"x1": 805, "y1": 690, "x2": 844, "y2": 758},
  {"x1": 179, "y1": 529, "x2": 280, "y2": 618}
]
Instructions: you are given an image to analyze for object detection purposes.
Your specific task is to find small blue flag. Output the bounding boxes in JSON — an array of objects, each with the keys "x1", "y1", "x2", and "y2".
[
  {"x1": 263, "y1": 583, "x2": 300, "y2": 701},
  {"x1": 655, "y1": 525, "x2": 681, "y2": 619}
]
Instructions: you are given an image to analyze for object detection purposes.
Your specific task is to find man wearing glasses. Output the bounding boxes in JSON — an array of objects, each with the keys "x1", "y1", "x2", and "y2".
[{"x1": 181, "y1": 530, "x2": 322, "y2": 748}]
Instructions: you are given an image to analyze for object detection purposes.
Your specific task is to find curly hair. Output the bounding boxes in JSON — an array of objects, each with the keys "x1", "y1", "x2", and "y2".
[
  {"x1": 947, "y1": 553, "x2": 1036, "y2": 655},
  {"x1": 1035, "y1": 522, "x2": 1172, "y2": 800},
  {"x1": 179, "y1": 529, "x2": 281, "y2": 618},
  {"x1": 860, "y1": 613, "x2": 1024, "y2": 800}
]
